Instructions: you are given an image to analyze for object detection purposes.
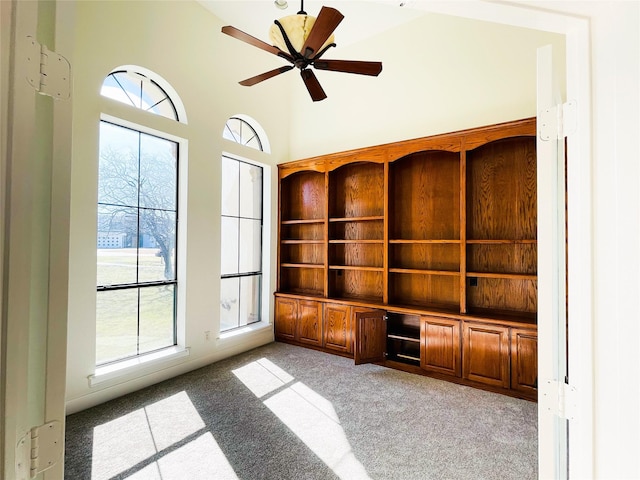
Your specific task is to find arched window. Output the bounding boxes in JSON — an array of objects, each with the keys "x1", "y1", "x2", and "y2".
[
  {"x1": 96, "y1": 67, "x2": 184, "y2": 365},
  {"x1": 222, "y1": 114, "x2": 271, "y2": 153},
  {"x1": 101, "y1": 70, "x2": 179, "y2": 121},
  {"x1": 223, "y1": 117, "x2": 262, "y2": 151},
  {"x1": 219, "y1": 116, "x2": 269, "y2": 332}
]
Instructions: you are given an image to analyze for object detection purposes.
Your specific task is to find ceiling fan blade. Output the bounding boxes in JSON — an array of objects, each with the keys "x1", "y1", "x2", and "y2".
[
  {"x1": 300, "y1": 7, "x2": 344, "y2": 59},
  {"x1": 300, "y1": 69, "x2": 327, "y2": 102},
  {"x1": 222, "y1": 26, "x2": 294, "y2": 62},
  {"x1": 313, "y1": 59, "x2": 383, "y2": 76},
  {"x1": 239, "y1": 66, "x2": 295, "y2": 86}
]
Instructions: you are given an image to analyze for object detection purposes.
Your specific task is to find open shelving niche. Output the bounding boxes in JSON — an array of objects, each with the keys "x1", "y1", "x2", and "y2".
[
  {"x1": 328, "y1": 161, "x2": 385, "y2": 303},
  {"x1": 278, "y1": 169, "x2": 326, "y2": 297},
  {"x1": 275, "y1": 118, "x2": 539, "y2": 400}
]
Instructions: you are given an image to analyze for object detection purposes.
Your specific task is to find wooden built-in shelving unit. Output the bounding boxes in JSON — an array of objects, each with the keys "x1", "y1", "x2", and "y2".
[{"x1": 275, "y1": 118, "x2": 539, "y2": 400}]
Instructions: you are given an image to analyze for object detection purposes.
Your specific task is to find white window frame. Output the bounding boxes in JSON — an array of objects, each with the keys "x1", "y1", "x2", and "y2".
[
  {"x1": 91, "y1": 113, "x2": 190, "y2": 383},
  {"x1": 218, "y1": 151, "x2": 272, "y2": 340},
  {"x1": 91, "y1": 63, "x2": 189, "y2": 381}
]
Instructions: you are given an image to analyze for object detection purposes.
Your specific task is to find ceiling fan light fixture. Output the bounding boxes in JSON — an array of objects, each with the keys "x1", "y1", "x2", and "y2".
[
  {"x1": 221, "y1": 4, "x2": 381, "y2": 102},
  {"x1": 274, "y1": 0, "x2": 288, "y2": 9},
  {"x1": 269, "y1": 14, "x2": 335, "y2": 54}
]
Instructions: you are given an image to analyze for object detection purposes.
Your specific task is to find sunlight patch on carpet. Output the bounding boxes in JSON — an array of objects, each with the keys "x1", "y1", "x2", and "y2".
[
  {"x1": 91, "y1": 391, "x2": 239, "y2": 480},
  {"x1": 234, "y1": 357, "x2": 372, "y2": 480}
]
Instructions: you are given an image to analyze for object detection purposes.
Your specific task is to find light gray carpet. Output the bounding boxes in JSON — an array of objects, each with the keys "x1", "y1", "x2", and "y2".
[{"x1": 65, "y1": 342, "x2": 537, "y2": 480}]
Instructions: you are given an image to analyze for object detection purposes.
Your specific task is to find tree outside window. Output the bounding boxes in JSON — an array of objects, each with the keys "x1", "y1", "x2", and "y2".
[{"x1": 96, "y1": 121, "x2": 178, "y2": 364}]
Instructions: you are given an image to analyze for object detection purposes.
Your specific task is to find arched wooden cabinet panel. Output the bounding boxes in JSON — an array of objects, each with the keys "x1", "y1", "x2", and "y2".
[{"x1": 275, "y1": 118, "x2": 539, "y2": 401}]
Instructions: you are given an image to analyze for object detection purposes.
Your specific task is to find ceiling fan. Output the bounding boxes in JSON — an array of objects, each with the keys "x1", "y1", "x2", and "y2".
[{"x1": 221, "y1": 1, "x2": 383, "y2": 102}]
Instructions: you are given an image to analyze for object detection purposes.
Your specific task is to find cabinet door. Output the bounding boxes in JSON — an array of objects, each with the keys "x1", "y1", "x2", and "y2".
[
  {"x1": 297, "y1": 300, "x2": 323, "y2": 346},
  {"x1": 274, "y1": 297, "x2": 297, "y2": 342},
  {"x1": 421, "y1": 316, "x2": 461, "y2": 377},
  {"x1": 354, "y1": 309, "x2": 386, "y2": 365},
  {"x1": 462, "y1": 322, "x2": 510, "y2": 388},
  {"x1": 324, "y1": 304, "x2": 352, "y2": 354},
  {"x1": 511, "y1": 328, "x2": 538, "y2": 396}
]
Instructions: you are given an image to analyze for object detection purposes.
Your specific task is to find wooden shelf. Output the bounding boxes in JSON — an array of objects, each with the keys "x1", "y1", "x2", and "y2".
[
  {"x1": 389, "y1": 268, "x2": 460, "y2": 276},
  {"x1": 329, "y1": 265, "x2": 384, "y2": 272},
  {"x1": 396, "y1": 353, "x2": 421, "y2": 362},
  {"x1": 281, "y1": 240, "x2": 324, "y2": 244},
  {"x1": 329, "y1": 239, "x2": 384, "y2": 244},
  {"x1": 467, "y1": 239, "x2": 537, "y2": 244},
  {"x1": 281, "y1": 263, "x2": 325, "y2": 269},
  {"x1": 281, "y1": 219, "x2": 325, "y2": 225},
  {"x1": 390, "y1": 239, "x2": 461, "y2": 244},
  {"x1": 329, "y1": 216, "x2": 384, "y2": 223},
  {"x1": 388, "y1": 334, "x2": 420, "y2": 343},
  {"x1": 467, "y1": 272, "x2": 537, "y2": 281}
]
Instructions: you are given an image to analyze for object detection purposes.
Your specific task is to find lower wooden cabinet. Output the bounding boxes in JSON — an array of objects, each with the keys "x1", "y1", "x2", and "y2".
[
  {"x1": 511, "y1": 328, "x2": 538, "y2": 396},
  {"x1": 462, "y1": 322, "x2": 510, "y2": 388},
  {"x1": 421, "y1": 316, "x2": 461, "y2": 377},
  {"x1": 274, "y1": 297, "x2": 322, "y2": 347},
  {"x1": 275, "y1": 296, "x2": 537, "y2": 400},
  {"x1": 323, "y1": 303, "x2": 352, "y2": 354}
]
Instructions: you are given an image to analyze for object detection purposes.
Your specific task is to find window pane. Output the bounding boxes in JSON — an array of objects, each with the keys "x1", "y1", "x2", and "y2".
[
  {"x1": 239, "y1": 219, "x2": 261, "y2": 273},
  {"x1": 139, "y1": 285, "x2": 175, "y2": 354},
  {"x1": 101, "y1": 72, "x2": 138, "y2": 108},
  {"x1": 139, "y1": 209, "x2": 176, "y2": 282},
  {"x1": 243, "y1": 133, "x2": 262, "y2": 151},
  {"x1": 96, "y1": 289, "x2": 138, "y2": 365},
  {"x1": 220, "y1": 217, "x2": 239, "y2": 275},
  {"x1": 139, "y1": 133, "x2": 177, "y2": 211},
  {"x1": 141, "y1": 81, "x2": 174, "y2": 119},
  {"x1": 223, "y1": 118, "x2": 241, "y2": 144},
  {"x1": 239, "y1": 162, "x2": 262, "y2": 219},
  {"x1": 98, "y1": 123, "x2": 139, "y2": 207},
  {"x1": 101, "y1": 71, "x2": 178, "y2": 121},
  {"x1": 239, "y1": 275, "x2": 261, "y2": 327},
  {"x1": 221, "y1": 157, "x2": 239, "y2": 216},
  {"x1": 97, "y1": 205, "x2": 138, "y2": 287},
  {"x1": 220, "y1": 277, "x2": 239, "y2": 331},
  {"x1": 222, "y1": 118, "x2": 262, "y2": 151}
]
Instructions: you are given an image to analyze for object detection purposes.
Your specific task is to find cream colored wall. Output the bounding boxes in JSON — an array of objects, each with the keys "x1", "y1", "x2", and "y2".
[
  {"x1": 288, "y1": 13, "x2": 566, "y2": 159},
  {"x1": 65, "y1": 0, "x2": 292, "y2": 412}
]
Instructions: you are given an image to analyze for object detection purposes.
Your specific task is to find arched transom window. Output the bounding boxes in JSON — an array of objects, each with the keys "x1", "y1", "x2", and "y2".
[
  {"x1": 223, "y1": 116, "x2": 264, "y2": 151},
  {"x1": 101, "y1": 70, "x2": 179, "y2": 121}
]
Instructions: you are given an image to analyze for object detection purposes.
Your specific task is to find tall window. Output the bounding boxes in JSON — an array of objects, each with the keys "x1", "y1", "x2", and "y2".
[
  {"x1": 220, "y1": 156, "x2": 263, "y2": 332},
  {"x1": 97, "y1": 68, "x2": 181, "y2": 365},
  {"x1": 220, "y1": 115, "x2": 267, "y2": 332}
]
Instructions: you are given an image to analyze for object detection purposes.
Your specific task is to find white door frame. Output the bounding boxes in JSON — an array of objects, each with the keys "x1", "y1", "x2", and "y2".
[
  {"x1": 1, "y1": 1, "x2": 73, "y2": 479},
  {"x1": 404, "y1": 1, "x2": 593, "y2": 477},
  {"x1": 1, "y1": 1, "x2": 593, "y2": 478}
]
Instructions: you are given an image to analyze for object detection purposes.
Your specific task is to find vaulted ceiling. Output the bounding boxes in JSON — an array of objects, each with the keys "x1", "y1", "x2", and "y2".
[{"x1": 197, "y1": 1, "x2": 426, "y2": 47}]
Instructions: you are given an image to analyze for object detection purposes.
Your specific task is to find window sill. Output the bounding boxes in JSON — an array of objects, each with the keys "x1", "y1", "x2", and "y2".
[
  {"x1": 218, "y1": 321, "x2": 272, "y2": 341},
  {"x1": 88, "y1": 346, "x2": 190, "y2": 387}
]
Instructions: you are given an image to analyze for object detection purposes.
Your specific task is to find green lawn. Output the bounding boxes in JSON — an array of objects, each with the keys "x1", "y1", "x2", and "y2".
[{"x1": 96, "y1": 248, "x2": 175, "y2": 364}]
